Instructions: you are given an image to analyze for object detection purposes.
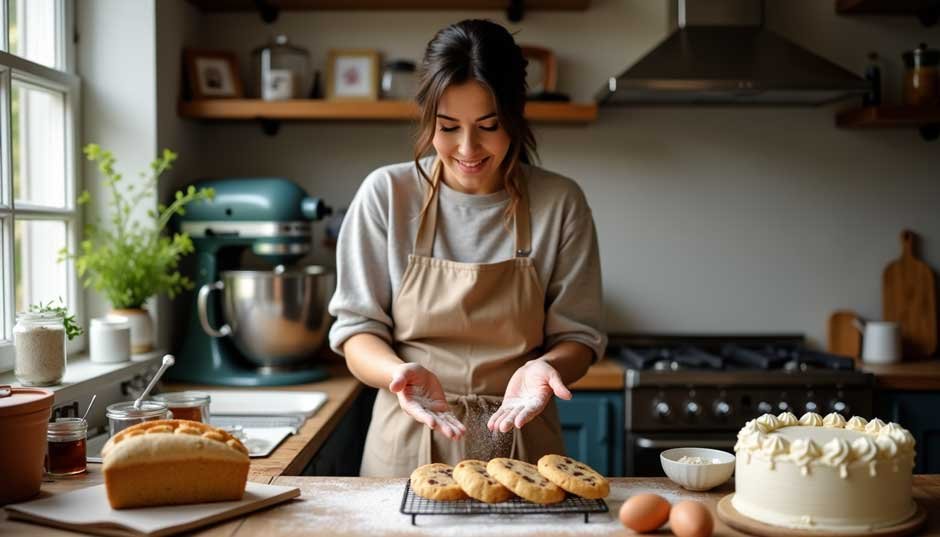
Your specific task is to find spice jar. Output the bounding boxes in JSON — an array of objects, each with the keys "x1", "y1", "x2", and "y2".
[
  {"x1": 251, "y1": 34, "x2": 312, "y2": 100},
  {"x1": 902, "y1": 43, "x2": 939, "y2": 106},
  {"x1": 14, "y1": 311, "x2": 67, "y2": 386},
  {"x1": 153, "y1": 391, "x2": 210, "y2": 423},
  {"x1": 45, "y1": 417, "x2": 87, "y2": 476},
  {"x1": 106, "y1": 401, "x2": 171, "y2": 437},
  {"x1": 381, "y1": 60, "x2": 417, "y2": 100}
]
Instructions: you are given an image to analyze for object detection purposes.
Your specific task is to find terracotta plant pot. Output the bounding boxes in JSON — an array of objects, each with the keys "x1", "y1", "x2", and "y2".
[{"x1": 109, "y1": 308, "x2": 154, "y2": 354}]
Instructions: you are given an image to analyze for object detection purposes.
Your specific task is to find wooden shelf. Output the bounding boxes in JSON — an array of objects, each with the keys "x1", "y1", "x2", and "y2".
[
  {"x1": 178, "y1": 99, "x2": 598, "y2": 123},
  {"x1": 186, "y1": 0, "x2": 590, "y2": 12},
  {"x1": 836, "y1": 105, "x2": 940, "y2": 128},
  {"x1": 836, "y1": 0, "x2": 938, "y2": 25}
]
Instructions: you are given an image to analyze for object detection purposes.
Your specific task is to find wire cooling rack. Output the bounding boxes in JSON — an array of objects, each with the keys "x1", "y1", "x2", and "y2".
[{"x1": 399, "y1": 481, "x2": 609, "y2": 526}]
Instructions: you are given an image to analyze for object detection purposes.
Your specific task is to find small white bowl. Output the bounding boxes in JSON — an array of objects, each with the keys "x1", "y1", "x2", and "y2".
[{"x1": 660, "y1": 447, "x2": 735, "y2": 491}]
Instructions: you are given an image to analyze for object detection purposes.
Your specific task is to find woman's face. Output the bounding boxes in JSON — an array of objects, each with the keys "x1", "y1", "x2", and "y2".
[{"x1": 432, "y1": 80, "x2": 511, "y2": 195}]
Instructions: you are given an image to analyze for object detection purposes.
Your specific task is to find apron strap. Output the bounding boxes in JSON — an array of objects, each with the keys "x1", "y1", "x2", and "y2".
[
  {"x1": 513, "y1": 176, "x2": 532, "y2": 258},
  {"x1": 413, "y1": 160, "x2": 533, "y2": 259},
  {"x1": 414, "y1": 161, "x2": 442, "y2": 258}
]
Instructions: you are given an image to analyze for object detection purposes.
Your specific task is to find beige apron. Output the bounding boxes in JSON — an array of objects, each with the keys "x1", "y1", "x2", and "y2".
[{"x1": 360, "y1": 162, "x2": 565, "y2": 477}]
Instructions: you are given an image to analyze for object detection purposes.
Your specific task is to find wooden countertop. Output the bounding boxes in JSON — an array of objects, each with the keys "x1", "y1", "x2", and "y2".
[
  {"x1": 5, "y1": 474, "x2": 939, "y2": 536},
  {"x1": 861, "y1": 359, "x2": 940, "y2": 391},
  {"x1": 163, "y1": 360, "x2": 363, "y2": 478},
  {"x1": 570, "y1": 358, "x2": 625, "y2": 390}
]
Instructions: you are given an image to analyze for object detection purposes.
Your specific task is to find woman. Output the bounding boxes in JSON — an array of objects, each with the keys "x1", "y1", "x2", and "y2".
[{"x1": 328, "y1": 19, "x2": 606, "y2": 477}]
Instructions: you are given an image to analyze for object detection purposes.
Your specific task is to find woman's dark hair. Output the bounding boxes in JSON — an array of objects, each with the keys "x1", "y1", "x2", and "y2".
[{"x1": 413, "y1": 19, "x2": 537, "y2": 220}]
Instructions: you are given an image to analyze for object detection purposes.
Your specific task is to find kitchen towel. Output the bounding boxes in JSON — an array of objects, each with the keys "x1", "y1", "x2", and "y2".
[{"x1": 5, "y1": 482, "x2": 300, "y2": 537}]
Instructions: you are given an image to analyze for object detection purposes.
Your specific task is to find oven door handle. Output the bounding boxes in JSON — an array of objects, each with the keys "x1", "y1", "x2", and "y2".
[{"x1": 634, "y1": 437, "x2": 736, "y2": 449}]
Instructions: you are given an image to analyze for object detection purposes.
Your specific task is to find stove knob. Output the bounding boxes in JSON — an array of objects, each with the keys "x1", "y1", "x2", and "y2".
[
  {"x1": 804, "y1": 401, "x2": 819, "y2": 414},
  {"x1": 757, "y1": 401, "x2": 773, "y2": 415},
  {"x1": 713, "y1": 400, "x2": 732, "y2": 419},
  {"x1": 653, "y1": 401, "x2": 672, "y2": 420},
  {"x1": 829, "y1": 400, "x2": 850, "y2": 417},
  {"x1": 684, "y1": 401, "x2": 702, "y2": 418},
  {"x1": 777, "y1": 401, "x2": 791, "y2": 413}
]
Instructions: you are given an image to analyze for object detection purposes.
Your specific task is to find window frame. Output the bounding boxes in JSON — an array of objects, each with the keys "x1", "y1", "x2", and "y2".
[{"x1": 0, "y1": 0, "x2": 81, "y2": 372}]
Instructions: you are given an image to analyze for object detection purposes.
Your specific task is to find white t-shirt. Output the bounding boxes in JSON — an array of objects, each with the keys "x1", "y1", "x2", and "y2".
[{"x1": 328, "y1": 157, "x2": 606, "y2": 360}]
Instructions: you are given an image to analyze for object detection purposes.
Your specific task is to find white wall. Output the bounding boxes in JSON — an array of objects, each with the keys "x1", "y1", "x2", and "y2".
[
  {"x1": 156, "y1": 0, "x2": 939, "y2": 350},
  {"x1": 76, "y1": 0, "x2": 158, "y2": 325}
]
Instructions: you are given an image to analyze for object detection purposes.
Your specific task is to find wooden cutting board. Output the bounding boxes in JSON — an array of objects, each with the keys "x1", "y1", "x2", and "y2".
[
  {"x1": 883, "y1": 230, "x2": 938, "y2": 359},
  {"x1": 827, "y1": 310, "x2": 862, "y2": 360}
]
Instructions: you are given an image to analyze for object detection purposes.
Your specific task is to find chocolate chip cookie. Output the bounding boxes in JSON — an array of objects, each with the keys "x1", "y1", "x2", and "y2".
[
  {"x1": 410, "y1": 463, "x2": 468, "y2": 501},
  {"x1": 453, "y1": 459, "x2": 513, "y2": 503},
  {"x1": 537, "y1": 454, "x2": 609, "y2": 499},
  {"x1": 486, "y1": 457, "x2": 565, "y2": 504}
]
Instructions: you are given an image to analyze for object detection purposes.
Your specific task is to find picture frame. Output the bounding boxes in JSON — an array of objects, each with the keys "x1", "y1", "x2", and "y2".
[
  {"x1": 326, "y1": 49, "x2": 381, "y2": 101},
  {"x1": 183, "y1": 49, "x2": 243, "y2": 99},
  {"x1": 520, "y1": 45, "x2": 558, "y2": 97}
]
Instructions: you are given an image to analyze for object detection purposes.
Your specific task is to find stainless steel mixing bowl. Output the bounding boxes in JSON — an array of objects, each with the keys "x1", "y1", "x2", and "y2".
[{"x1": 197, "y1": 265, "x2": 335, "y2": 369}]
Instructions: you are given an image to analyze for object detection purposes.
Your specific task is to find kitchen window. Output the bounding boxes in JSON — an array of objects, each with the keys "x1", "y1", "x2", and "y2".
[{"x1": 0, "y1": 0, "x2": 81, "y2": 372}]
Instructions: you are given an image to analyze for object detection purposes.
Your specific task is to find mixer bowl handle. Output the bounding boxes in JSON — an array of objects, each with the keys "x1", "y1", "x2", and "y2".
[{"x1": 197, "y1": 281, "x2": 232, "y2": 338}]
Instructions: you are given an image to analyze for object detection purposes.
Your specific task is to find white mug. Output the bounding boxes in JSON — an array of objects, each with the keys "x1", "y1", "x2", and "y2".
[
  {"x1": 856, "y1": 320, "x2": 902, "y2": 364},
  {"x1": 90, "y1": 317, "x2": 132, "y2": 363}
]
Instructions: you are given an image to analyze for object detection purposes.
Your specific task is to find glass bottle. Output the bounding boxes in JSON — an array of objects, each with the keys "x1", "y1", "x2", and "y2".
[
  {"x1": 251, "y1": 34, "x2": 312, "y2": 100},
  {"x1": 14, "y1": 311, "x2": 67, "y2": 386},
  {"x1": 863, "y1": 51, "x2": 884, "y2": 106}
]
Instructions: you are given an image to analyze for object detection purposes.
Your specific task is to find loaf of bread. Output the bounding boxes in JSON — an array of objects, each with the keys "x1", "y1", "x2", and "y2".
[{"x1": 101, "y1": 419, "x2": 250, "y2": 509}]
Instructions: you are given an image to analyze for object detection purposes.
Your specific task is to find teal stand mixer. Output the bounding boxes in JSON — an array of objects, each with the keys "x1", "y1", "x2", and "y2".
[{"x1": 169, "y1": 178, "x2": 334, "y2": 386}]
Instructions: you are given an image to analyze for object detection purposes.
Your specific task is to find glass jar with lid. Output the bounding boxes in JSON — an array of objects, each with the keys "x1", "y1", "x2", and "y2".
[
  {"x1": 14, "y1": 311, "x2": 66, "y2": 386},
  {"x1": 381, "y1": 60, "x2": 417, "y2": 100},
  {"x1": 46, "y1": 417, "x2": 87, "y2": 476},
  {"x1": 251, "y1": 34, "x2": 312, "y2": 100},
  {"x1": 106, "y1": 401, "x2": 171, "y2": 437},
  {"x1": 902, "y1": 43, "x2": 939, "y2": 106},
  {"x1": 153, "y1": 391, "x2": 210, "y2": 423}
]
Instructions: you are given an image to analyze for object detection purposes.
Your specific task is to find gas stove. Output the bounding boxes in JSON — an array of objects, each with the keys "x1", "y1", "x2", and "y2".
[{"x1": 609, "y1": 334, "x2": 875, "y2": 476}]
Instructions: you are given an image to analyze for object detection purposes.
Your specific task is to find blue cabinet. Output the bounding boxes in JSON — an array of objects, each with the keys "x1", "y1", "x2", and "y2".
[
  {"x1": 876, "y1": 390, "x2": 940, "y2": 474},
  {"x1": 557, "y1": 391, "x2": 624, "y2": 477}
]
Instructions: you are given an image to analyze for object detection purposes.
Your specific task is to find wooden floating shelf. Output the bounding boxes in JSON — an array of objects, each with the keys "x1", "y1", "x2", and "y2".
[
  {"x1": 835, "y1": 0, "x2": 939, "y2": 25},
  {"x1": 178, "y1": 99, "x2": 598, "y2": 123},
  {"x1": 836, "y1": 105, "x2": 940, "y2": 128},
  {"x1": 836, "y1": 0, "x2": 935, "y2": 15},
  {"x1": 186, "y1": 0, "x2": 589, "y2": 12}
]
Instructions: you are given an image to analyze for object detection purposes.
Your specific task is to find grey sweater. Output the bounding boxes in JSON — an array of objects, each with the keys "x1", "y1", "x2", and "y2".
[{"x1": 328, "y1": 158, "x2": 607, "y2": 361}]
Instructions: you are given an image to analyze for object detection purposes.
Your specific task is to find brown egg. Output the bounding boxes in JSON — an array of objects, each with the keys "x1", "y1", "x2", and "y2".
[
  {"x1": 669, "y1": 500, "x2": 714, "y2": 537},
  {"x1": 618, "y1": 493, "x2": 671, "y2": 533}
]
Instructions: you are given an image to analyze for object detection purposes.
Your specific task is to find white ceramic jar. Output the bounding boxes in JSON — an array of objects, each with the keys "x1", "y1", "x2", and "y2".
[{"x1": 90, "y1": 317, "x2": 131, "y2": 363}]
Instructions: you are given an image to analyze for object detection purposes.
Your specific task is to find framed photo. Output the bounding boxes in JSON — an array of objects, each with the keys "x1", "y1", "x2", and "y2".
[
  {"x1": 183, "y1": 49, "x2": 243, "y2": 99},
  {"x1": 326, "y1": 49, "x2": 381, "y2": 100},
  {"x1": 520, "y1": 45, "x2": 557, "y2": 97}
]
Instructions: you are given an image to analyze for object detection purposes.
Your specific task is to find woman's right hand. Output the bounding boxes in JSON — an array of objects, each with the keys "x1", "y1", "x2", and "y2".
[{"x1": 389, "y1": 363, "x2": 466, "y2": 440}]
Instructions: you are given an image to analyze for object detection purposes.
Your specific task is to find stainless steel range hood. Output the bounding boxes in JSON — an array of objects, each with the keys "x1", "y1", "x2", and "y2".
[{"x1": 596, "y1": 0, "x2": 869, "y2": 106}]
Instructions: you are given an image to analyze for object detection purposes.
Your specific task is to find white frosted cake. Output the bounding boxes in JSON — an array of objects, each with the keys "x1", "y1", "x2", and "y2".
[{"x1": 732, "y1": 412, "x2": 917, "y2": 532}]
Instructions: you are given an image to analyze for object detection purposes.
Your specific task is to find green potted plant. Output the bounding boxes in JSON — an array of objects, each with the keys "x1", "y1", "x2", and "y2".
[{"x1": 59, "y1": 144, "x2": 213, "y2": 353}]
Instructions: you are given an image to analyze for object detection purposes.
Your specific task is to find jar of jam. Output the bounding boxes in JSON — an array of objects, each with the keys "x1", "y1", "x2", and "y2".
[
  {"x1": 105, "y1": 401, "x2": 171, "y2": 437},
  {"x1": 153, "y1": 391, "x2": 210, "y2": 423},
  {"x1": 46, "y1": 417, "x2": 87, "y2": 477}
]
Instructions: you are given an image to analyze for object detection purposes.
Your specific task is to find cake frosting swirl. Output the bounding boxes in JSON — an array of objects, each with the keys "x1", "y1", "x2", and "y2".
[{"x1": 732, "y1": 412, "x2": 917, "y2": 532}]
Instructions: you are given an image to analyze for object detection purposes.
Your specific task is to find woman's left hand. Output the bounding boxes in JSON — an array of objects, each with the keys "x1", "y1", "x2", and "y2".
[{"x1": 487, "y1": 358, "x2": 573, "y2": 433}]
